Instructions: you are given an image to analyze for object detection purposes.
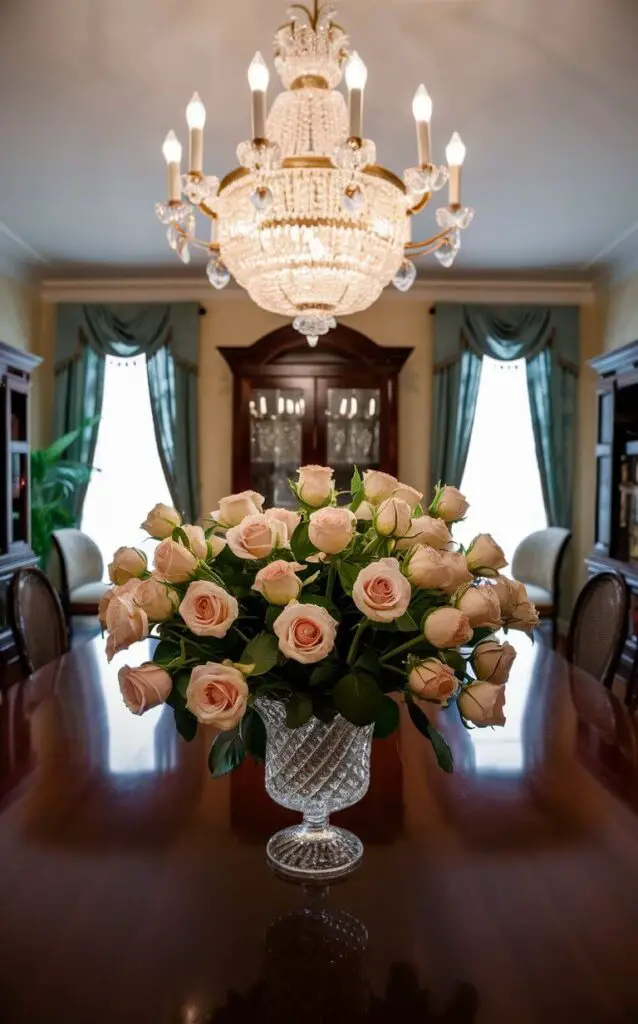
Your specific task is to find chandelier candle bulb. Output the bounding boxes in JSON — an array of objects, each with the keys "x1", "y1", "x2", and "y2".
[
  {"x1": 162, "y1": 130, "x2": 182, "y2": 202},
  {"x1": 412, "y1": 84, "x2": 433, "y2": 166},
  {"x1": 345, "y1": 51, "x2": 368, "y2": 139},
  {"x1": 186, "y1": 92, "x2": 206, "y2": 174},
  {"x1": 248, "y1": 52, "x2": 270, "y2": 140},
  {"x1": 446, "y1": 131, "x2": 466, "y2": 207}
]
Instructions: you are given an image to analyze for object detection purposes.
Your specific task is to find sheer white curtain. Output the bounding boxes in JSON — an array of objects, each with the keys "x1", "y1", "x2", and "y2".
[
  {"x1": 454, "y1": 356, "x2": 547, "y2": 570},
  {"x1": 82, "y1": 356, "x2": 173, "y2": 579}
]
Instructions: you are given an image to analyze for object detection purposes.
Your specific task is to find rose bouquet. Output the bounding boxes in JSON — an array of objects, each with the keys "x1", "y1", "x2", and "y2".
[{"x1": 102, "y1": 466, "x2": 539, "y2": 779}]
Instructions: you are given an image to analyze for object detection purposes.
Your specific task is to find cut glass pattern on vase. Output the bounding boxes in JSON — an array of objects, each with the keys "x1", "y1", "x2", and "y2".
[{"x1": 255, "y1": 698, "x2": 374, "y2": 882}]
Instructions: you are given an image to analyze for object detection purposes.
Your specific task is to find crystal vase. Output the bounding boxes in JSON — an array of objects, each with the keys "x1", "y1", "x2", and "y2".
[{"x1": 255, "y1": 698, "x2": 374, "y2": 882}]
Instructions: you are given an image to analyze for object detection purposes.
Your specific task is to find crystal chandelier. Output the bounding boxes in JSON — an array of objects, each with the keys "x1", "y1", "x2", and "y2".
[{"x1": 156, "y1": 1, "x2": 474, "y2": 346}]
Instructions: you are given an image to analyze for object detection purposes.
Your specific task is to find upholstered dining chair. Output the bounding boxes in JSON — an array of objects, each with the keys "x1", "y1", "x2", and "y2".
[
  {"x1": 9, "y1": 568, "x2": 69, "y2": 676},
  {"x1": 49, "y1": 529, "x2": 109, "y2": 623},
  {"x1": 566, "y1": 570, "x2": 629, "y2": 690},
  {"x1": 511, "y1": 527, "x2": 572, "y2": 648}
]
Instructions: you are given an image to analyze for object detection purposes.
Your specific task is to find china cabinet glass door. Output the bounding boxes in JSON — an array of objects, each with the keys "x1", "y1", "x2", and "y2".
[
  {"x1": 322, "y1": 385, "x2": 382, "y2": 497},
  {"x1": 247, "y1": 378, "x2": 315, "y2": 508}
]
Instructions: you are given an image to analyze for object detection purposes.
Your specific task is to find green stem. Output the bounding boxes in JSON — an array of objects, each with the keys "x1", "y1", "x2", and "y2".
[
  {"x1": 379, "y1": 635, "x2": 425, "y2": 664},
  {"x1": 234, "y1": 626, "x2": 250, "y2": 644},
  {"x1": 347, "y1": 619, "x2": 368, "y2": 666},
  {"x1": 384, "y1": 663, "x2": 408, "y2": 679},
  {"x1": 325, "y1": 560, "x2": 337, "y2": 603}
]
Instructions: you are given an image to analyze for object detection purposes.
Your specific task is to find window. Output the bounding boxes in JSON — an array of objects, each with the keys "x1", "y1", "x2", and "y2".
[
  {"x1": 454, "y1": 357, "x2": 547, "y2": 569},
  {"x1": 82, "y1": 355, "x2": 173, "y2": 579}
]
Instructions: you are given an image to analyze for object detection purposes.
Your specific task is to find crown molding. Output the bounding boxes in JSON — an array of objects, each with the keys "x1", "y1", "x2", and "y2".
[{"x1": 40, "y1": 274, "x2": 597, "y2": 306}]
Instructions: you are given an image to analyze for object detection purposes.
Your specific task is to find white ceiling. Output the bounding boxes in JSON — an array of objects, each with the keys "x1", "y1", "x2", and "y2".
[{"x1": 1, "y1": 0, "x2": 637, "y2": 281}]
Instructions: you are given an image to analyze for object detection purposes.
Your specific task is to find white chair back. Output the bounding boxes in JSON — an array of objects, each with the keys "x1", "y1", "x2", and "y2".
[
  {"x1": 511, "y1": 527, "x2": 571, "y2": 597},
  {"x1": 51, "y1": 529, "x2": 104, "y2": 592}
]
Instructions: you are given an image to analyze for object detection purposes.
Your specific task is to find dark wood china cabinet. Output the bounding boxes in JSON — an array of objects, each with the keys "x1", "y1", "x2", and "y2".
[
  {"x1": 587, "y1": 339, "x2": 638, "y2": 682},
  {"x1": 219, "y1": 325, "x2": 411, "y2": 508},
  {"x1": 0, "y1": 341, "x2": 41, "y2": 683}
]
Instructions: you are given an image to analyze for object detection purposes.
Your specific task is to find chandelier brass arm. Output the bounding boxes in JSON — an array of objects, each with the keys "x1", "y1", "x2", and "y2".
[{"x1": 405, "y1": 228, "x2": 451, "y2": 254}]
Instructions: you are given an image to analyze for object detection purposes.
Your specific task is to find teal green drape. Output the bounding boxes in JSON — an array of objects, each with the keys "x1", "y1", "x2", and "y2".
[
  {"x1": 54, "y1": 303, "x2": 200, "y2": 523},
  {"x1": 431, "y1": 304, "x2": 579, "y2": 528},
  {"x1": 53, "y1": 335, "x2": 105, "y2": 519}
]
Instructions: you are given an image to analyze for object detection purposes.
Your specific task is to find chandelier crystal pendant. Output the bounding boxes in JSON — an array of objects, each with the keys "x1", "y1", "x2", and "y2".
[{"x1": 155, "y1": 1, "x2": 474, "y2": 346}]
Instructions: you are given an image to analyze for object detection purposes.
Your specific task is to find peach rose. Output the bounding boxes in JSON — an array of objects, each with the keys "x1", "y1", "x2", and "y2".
[
  {"x1": 396, "y1": 515, "x2": 451, "y2": 552},
  {"x1": 208, "y1": 534, "x2": 227, "y2": 559},
  {"x1": 181, "y1": 524, "x2": 208, "y2": 559},
  {"x1": 432, "y1": 485, "x2": 469, "y2": 523},
  {"x1": 137, "y1": 576, "x2": 179, "y2": 621},
  {"x1": 98, "y1": 586, "x2": 116, "y2": 629},
  {"x1": 105, "y1": 590, "x2": 149, "y2": 661},
  {"x1": 423, "y1": 607, "x2": 473, "y2": 648},
  {"x1": 408, "y1": 658, "x2": 458, "y2": 704},
  {"x1": 356, "y1": 501, "x2": 375, "y2": 521},
  {"x1": 471, "y1": 640, "x2": 517, "y2": 686},
  {"x1": 186, "y1": 662, "x2": 249, "y2": 728},
  {"x1": 458, "y1": 682, "x2": 506, "y2": 726},
  {"x1": 297, "y1": 465, "x2": 335, "y2": 507},
  {"x1": 265, "y1": 507, "x2": 301, "y2": 543},
  {"x1": 273, "y1": 601, "x2": 338, "y2": 664},
  {"x1": 375, "y1": 496, "x2": 412, "y2": 538},
  {"x1": 141, "y1": 503, "x2": 182, "y2": 539},
  {"x1": 362, "y1": 470, "x2": 398, "y2": 505},
  {"x1": 405, "y1": 545, "x2": 451, "y2": 590},
  {"x1": 252, "y1": 560, "x2": 304, "y2": 605},
  {"x1": 309, "y1": 506, "x2": 356, "y2": 554},
  {"x1": 466, "y1": 534, "x2": 507, "y2": 576},
  {"x1": 352, "y1": 557, "x2": 411, "y2": 622},
  {"x1": 440, "y1": 551, "x2": 473, "y2": 595},
  {"x1": 118, "y1": 663, "x2": 172, "y2": 715},
  {"x1": 226, "y1": 513, "x2": 287, "y2": 560},
  {"x1": 391, "y1": 483, "x2": 423, "y2": 511},
  {"x1": 179, "y1": 580, "x2": 239, "y2": 637},
  {"x1": 154, "y1": 538, "x2": 199, "y2": 582},
  {"x1": 456, "y1": 583, "x2": 502, "y2": 630},
  {"x1": 108, "y1": 546, "x2": 147, "y2": 585},
  {"x1": 491, "y1": 577, "x2": 539, "y2": 633},
  {"x1": 212, "y1": 491, "x2": 265, "y2": 528}
]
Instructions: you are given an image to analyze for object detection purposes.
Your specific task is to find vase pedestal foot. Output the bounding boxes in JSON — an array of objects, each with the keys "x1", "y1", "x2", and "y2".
[{"x1": 266, "y1": 821, "x2": 364, "y2": 883}]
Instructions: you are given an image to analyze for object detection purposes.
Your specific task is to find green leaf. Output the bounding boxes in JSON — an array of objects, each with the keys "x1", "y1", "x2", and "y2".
[
  {"x1": 255, "y1": 681, "x2": 292, "y2": 700},
  {"x1": 173, "y1": 668, "x2": 191, "y2": 699},
  {"x1": 338, "y1": 561, "x2": 361, "y2": 597},
  {"x1": 349, "y1": 466, "x2": 365, "y2": 513},
  {"x1": 395, "y1": 612, "x2": 418, "y2": 633},
  {"x1": 442, "y1": 650, "x2": 466, "y2": 675},
  {"x1": 241, "y1": 708, "x2": 267, "y2": 761},
  {"x1": 208, "y1": 728, "x2": 246, "y2": 778},
  {"x1": 154, "y1": 639, "x2": 181, "y2": 667},
  {"x1": 309, "y1": 661, "x2": 341, "y2": 688},
  {"x1": 241, "y1": 632, "x2": 279, "y2": 675},
  {"x1": 265, "y1": 605, "x2": 284, "y2": 630},
  {"x1": 290, "y1": 521, "x2": 317, "y2": 561},
  {"x1": 172, "y1": 525, "x2": 191, "y2": 548},
  {"x1": 373, "y1": 696, "x2": 400, "y2": 739},
  {"x1": 285, "y1": 693, "x2": 314, "y2": 729},
  {"x1": 354, "y1": 648, "x2": 382, "y2": 679},
  {"x1": 333, "y1": 671, "x2": 384, "y2": 726},
  {"x1": 467, "y1": 626, "x2": 497, "y2": 647},
  {"x1": 312, "y1": 692, "x2": 337, "y2": 723},
  {"x1": 173, "y1": 705, "x2": 198, "y2": 742},
  {"x1": 407, "y1": 700, "x2": 454, "y2": 773}
]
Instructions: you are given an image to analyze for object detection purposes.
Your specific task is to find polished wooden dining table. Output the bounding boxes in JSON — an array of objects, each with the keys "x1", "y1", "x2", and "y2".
[{"x1": 1, "y1": 633, "x2": 638, "y2": 1024}]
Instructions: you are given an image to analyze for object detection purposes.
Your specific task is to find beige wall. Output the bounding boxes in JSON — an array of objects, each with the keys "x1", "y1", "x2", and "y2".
[
  {"x1": 0, "y1": 274, "x2": 38, "y2": 353},
  {"x1": 601, "y1": 270, "x2": 638, "y2": 353},
  {"x1": 198, "y1": 296, "x2": 433, "y2": 514}
]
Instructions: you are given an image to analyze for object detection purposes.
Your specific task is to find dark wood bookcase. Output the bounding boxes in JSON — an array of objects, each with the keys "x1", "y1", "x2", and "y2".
[
  {"x1": 587, "y1": 338, "x2": 638, "y2": 680},
  {"x1": 219, "y1": 325, "x2": 412, "y2": 508},
  {"x1": 0, "y1": 341, "x2": 41, "y2": 683}
]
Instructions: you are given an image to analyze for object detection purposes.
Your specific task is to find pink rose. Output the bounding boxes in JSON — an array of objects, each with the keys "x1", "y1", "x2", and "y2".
[
  {"x1": 297, "y1": 465, "x2": 335, "y2": 507},
  {"x1": 458, "y1": 682, "x2": 506, "y2": 726},
  {"x1": 405, "y1": 545, "x2": 451, "y2": 590},
  {"x1": 186, "y1": 662, "x2": 249, "y2": 728},
  {"x1": 466, "y1": 534, "x2": 507, "y2": 576},
  {"x1": 356, "y1": 501, "x2": 375, "y2": 521},
  {"x1": 375, "y1": 496, "x2": 412, "y2": 538},
  {"x1": 391, "y1": 483, "x2": 423, "y2": 511},
  {"x1": 440, "y1": 551, "x2": 472, "y2": 595},
  {"x1": 265, "y1": 507, "x2": 301, "y2": 543},
  {"x1": 108, "y1": 546, "x2": 147, "y2": 585},
  {"x1": 226, "y1": 513, "x2": 287, "y2": 560},
  {"x1": 273, "y1": 601, "x2": 338, "y2": 664},
  {"x1": 408, "y1": 658, "x2": 458, "y2": 704},
  {"x1": 154, "y1": 538, "x2": 199, "y2": 582},
  {"x1": 432, "y1": 485, "x2": 469, "y2": 523},
  {"x1": 471, "y1": 640, "x2": 517, "y2": 686},
  {"x1": 105, "y1": 590, "x2": 149, "y2": 661},
  {"x1": 352, "y1": 557, "x2": 411, "y2": 622},
  {"x1": 98, "y1": 586, "x2": 116, "y2": 628},
  {"x1": 179, "y1": 580, "x2": 239, "y2": 637},
  {"x1": 118, "y1": 663, "x2": 172, "y2": 715},
  {"x1": 181, "y1": 524, "x2": 208, "y2": 559},
  {"x1": 208, "y1": 534, "x2": 227, "y2": 559},
  {"x1": 491, "y1": 577, "x2": 539, "y2": 633},
  {"x1": 253, "y1": 560, "x2": 304, "y2": 605},
  {"x1": 423, "y1": 607, "x2": 473, "y2": 648},
  {"x1": 396, "y1": 515, "x2": 451, "y2": 552},
  {"x1": 141, "y1": 503, "x2": 182, "y2": 539},
  {"x1": 212, "y1": 491, "x2": 265, "y2": 528},
  {"x1": 456, "y1": 583, "x2": 502, "y2": 630},
  {"x1": 308, "y1": 506, "x2": 356, "y2": 554},
  {"x1": 362, "y1": 470, "x2": 398, "y2": 505},
  {"x1": 137, "y1": 576, "x2": 179, "y2": 621}
]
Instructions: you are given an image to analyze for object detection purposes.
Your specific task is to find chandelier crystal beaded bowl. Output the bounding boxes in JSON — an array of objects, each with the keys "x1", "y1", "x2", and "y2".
[{"x1": 155, "y1": 0, "x2": 474, "y2": 347}]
